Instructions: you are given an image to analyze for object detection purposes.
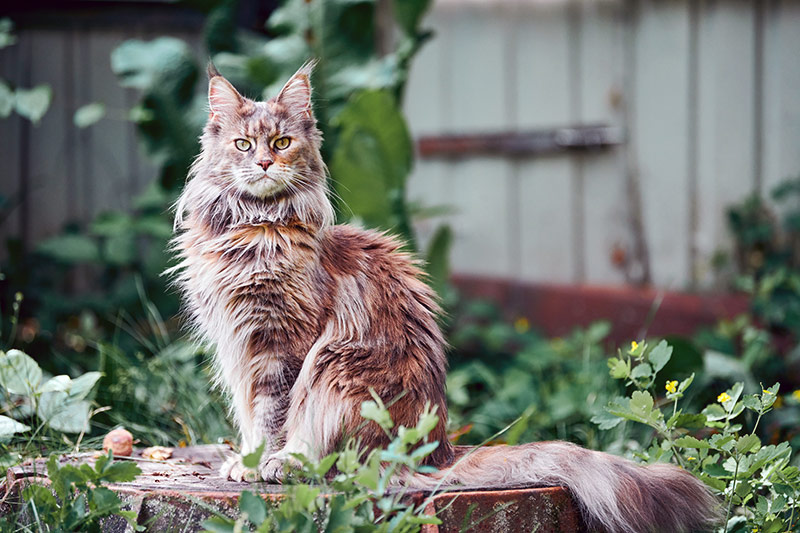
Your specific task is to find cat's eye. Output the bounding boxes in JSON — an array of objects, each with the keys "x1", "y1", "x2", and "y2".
[
  {"x1": 274, "y1": 137, "x2": 291, "y2": 150},
  {"x1": 235, "y1": 139, "x2": 252, "y2": 151}
]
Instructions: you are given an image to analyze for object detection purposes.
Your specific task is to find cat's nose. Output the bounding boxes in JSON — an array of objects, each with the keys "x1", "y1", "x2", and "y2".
[{"x1": 256, "y1": 159, "x2": 273, "y2": 171}]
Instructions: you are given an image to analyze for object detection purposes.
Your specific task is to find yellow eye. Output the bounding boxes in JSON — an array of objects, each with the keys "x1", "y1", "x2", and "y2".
[
  {"x1": 274, "y1": 137, "x2": 291, "y2": 150},
  {"x1": 235, "y1": 139, "x2": 251, "y2": 151}
]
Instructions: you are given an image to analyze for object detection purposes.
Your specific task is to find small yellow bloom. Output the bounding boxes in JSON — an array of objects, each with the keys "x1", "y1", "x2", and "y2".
[
  {"x1": 686, "y1": 456, "x2": 696, "y2": 461},
  {"x1": 793, "y1": 390, "x2": 800, "y2": 402},
  {"x1": 514, "y1": 317, "x2": 530, "y2": 334},
  {"x1": 666, "y1": 380, "x2": 678, "y2": 394},
  {"x1": 717, "y1": 392, "x2": 732, "y2": 403},
  {"x1": 631, "y1": 341, "x2": 639, "y2": 351},
  {"x1": 762, "y1": 389, "x2": 772, "y2": 395}
]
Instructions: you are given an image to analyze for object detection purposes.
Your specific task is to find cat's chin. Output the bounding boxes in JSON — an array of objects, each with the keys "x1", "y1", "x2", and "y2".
[{"x1": 239, "y1": 179, "x2": 288, "y2": 199}]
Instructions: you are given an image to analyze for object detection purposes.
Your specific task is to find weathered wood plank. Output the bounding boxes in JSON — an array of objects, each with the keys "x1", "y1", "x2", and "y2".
[
  {"x1": 762, "y1": 0, "x2": 800, "y2": 195},
  {"x1": 632, "y1": 0, "x2": 692, "y2": 287},
  {"x1": 694, "y1": 0, "x2": 757, "y2": 286}
]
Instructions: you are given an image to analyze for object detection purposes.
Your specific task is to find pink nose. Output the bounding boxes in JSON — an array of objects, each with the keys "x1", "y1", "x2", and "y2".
[{"x1": 257, "y1": 160, "x2": 273, "y2": 171}]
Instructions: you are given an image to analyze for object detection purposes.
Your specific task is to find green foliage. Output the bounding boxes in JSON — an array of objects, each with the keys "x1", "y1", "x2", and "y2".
[
  {"x1": 202, "y1": 399, "x2": 443, "y2": 533},
  {"x1": 0, "y1": 348, "x2": 101, "y2": 444},
  {"x1": 445, "y1": 300, "x2": 622, "y2": 449},
  {"x1": 16, "y1": 451, "x2": 142, "y2": 532},
  {"x1": 597, "y1": 339, "x2": 800, "y2": 532},
  {"x1": 0, "y1": 19, "x2": 52, "y2": 124}
]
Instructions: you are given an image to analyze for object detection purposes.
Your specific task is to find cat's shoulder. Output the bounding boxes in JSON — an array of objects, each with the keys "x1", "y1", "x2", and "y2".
[{"x1": 320, "y1": 224, "x2": 420, "y2": 273}]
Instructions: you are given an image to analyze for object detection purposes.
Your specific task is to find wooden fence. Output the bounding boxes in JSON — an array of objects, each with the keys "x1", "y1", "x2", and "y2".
[{"x1": 2, "y1": 0, "x2": 800, "y2": 289}]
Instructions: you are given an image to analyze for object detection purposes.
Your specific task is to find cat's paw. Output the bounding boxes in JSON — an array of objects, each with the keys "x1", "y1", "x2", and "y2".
[
  {"x1": 219, "y1": 453, "x2": 258, "y2": 482},
  {"x1": 260, "y1": 451, "x2": 301, "y2": 483}
]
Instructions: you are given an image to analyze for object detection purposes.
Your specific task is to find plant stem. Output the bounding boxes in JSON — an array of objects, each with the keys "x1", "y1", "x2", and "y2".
[{"x1": 724, "y1": 457, "x2": 741, "y2": 531}]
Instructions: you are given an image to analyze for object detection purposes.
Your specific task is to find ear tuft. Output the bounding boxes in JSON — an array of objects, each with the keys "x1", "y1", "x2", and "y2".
[
  {"x1": 208, "y1": 75, "x2": 243, "y2": 117},
  {"x1": 276, "y1": 60, "x2": 317, "y2": 115},
  {"x1": 207, "y1": 61, "x2": 221, "y2": 80}
]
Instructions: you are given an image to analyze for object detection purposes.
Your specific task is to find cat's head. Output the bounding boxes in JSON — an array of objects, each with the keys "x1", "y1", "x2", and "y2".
[{"x1": 199, "y1": 62, "x2": 324, "y2": 200}]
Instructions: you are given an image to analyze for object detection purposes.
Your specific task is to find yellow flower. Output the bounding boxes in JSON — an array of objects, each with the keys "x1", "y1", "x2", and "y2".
[
  {"x1": 665, "y1": 380, "x2": 678, "y2": 394},
  {"x1": 514, "y1": 317, "x2": 530, "y2": 334},
  {"x1": 717, "y1": 392, "x2": 732, "y2": 403},
  {"x1": 762, "y1": 389, "x2": 772, "y2": 395},
  {"x1": 793, "y1": 390, "x2": 800, "y2": 402},
  {"x1": 687, "y1": 456, "x2": 696, "y2": 461},
  {"x1": 631, "y1": 341, "x2": 639, "y2": 351}
]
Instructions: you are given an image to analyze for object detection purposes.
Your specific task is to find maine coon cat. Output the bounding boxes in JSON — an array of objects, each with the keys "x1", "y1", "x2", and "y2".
[{"x1": 172, "y1": 63, "x2": 719, "y2": 533}]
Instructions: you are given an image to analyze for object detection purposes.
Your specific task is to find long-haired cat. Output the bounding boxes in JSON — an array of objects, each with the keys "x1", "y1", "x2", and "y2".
[{"x1": 172, "y1": 63, "x2": 719, "y2": 533}]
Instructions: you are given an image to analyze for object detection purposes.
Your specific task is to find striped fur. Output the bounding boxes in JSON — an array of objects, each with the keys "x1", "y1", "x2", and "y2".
[{"x1": 172, "y1": 64, "x2": 720, "y2": 532}]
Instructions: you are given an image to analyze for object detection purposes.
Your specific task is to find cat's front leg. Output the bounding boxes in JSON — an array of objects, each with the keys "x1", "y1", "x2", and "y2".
[{"x1": 220, "y1": 372, "x2": 292, "y2": 481}]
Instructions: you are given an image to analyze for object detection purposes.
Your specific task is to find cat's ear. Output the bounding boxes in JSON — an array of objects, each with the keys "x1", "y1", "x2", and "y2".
[
  {"x1": 276, "y1": 60, "x2": 316, "y2": 117},
  {"x1": 207, "y1": 64, "x2": 243, "y2": 120}
]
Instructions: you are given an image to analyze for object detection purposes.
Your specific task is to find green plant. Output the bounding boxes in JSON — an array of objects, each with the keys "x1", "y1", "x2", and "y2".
[
  {"x1": 596, "y1": 339, "x2": 800, "y2": 532},
  {"x1": 5, "y1": 451, "x2": 142, "y2": 532},
  {"x1": 202, "y1": 395, "x2": 443, "y2": 532},
  {"x1": 445, "y1": 300, "x2": 622, "y2": 449},
  {"x1": 0, "y1": 19, "x2": 52, "y2": 126}
]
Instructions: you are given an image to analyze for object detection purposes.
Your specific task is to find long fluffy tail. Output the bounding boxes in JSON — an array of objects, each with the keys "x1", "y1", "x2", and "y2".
[{"x1": 407, "y1": 441, "x2": 720, "y2": 533}]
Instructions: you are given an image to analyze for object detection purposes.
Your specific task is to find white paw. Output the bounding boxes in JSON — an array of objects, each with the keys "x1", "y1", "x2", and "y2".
[
  {"x1": 219, "y1": 453, "x2": 258, "y2": 482},
  {"x1": 259, "y1": 451, "x2": 301, "y2": 482}
]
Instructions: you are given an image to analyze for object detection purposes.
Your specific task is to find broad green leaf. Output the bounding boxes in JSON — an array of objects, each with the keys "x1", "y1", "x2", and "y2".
[
  {"x1": 0, "y1": 414, "x2": 30, "y2": 439},
  {"x1": 239, "y1": 491, "x2": 267, "y2": 524},
  {"x1": 674, "y1": 436, "x2": 711, "y2": 449},
  {"x1": 73, "y1": 102, "x2": 106, "y2": 128},
  {"x1": 68, "y1": 372, "x2": 102, "y2": 400},
  {"x1": 629, "y1": 391, "x2": 655, "y2": 420},
  {"x1": 201, "y1": 515, "x2": 236, "y2": 533},
  {"x1": 647, "y1": 340, "x2": 673, "y2": 373},
  {"x1": 40, "y1": 375, "x2": 71, "y2": 393},
  {"x1": 736, "y1": 434, "x2": 761, "y2": 455},
  {"x1": 14, "y1": 85, "x2": 52, "y2": 124},
  {"x1": 111, "y1": 37, "x2": 195, "y2": 91},
  {"x1": 670, "y1": 413, "x2": 707, "y2": 430},
  {"x1": 591, "y1": 411, "x2": 624, "y2": 430},
  {"x1": 97, "y1": 459, "x2": 141, "y2": 483},
  {"x1": 89, "y1": 486, "x2": 121, "y2": 513},
  {"x1": 330, "y1": 90, "x2": 413, "y2": 237},
  {"x1": 37, "y1": 391, "x2": 91, "y2": 433},
  {"x1": 0, "y1": 349, "x2": 43, "y2": 395},
  {"x1": 630, "y1": 362, "x2": 652, "y2": 382}
]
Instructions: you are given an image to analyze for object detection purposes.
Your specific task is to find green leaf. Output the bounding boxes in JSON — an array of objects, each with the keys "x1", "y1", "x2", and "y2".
[
  {"x1": 0, "y1": 414, "x2": 30, "y2": 440},
  {"x1": 36, "y1": 234, "x2": 100, "y2": 263},
  {"x1": 630, "y1": 362, "x2": 652, "y2": 382},
  {"x1": 0, "y1": 18, "x2": 16, "y2": 49},
  {"x1": 607, "y1": 357, "x2": 630, "y2": 379},
  {"x1": 239, "y1": 491, "x2": 267, "y2": 524},
  {"x1": 670, "y1": 413, "x2": 707, "y2": 430},
  {"x1": 330, "y1": 90, "x2": 413, "y2": 238},
  {"x1": 591, "y1": 411, "x2": 624, "y2": 430},
  {"x1": 68, "y1": 372, "x2": 102, "y2": 400},
  {"x1": 242, "y1": 441, "x2": 265, "y2": 469},
  {"x1": 647, "y1": 340, "x2": 673, "y2": 373},
  {"x1": 736, "y1": 434, "x2": 761, "y2": 455},
  {"x1": 40, "y1": 375, "x2": 71, "y2": 393},
  {"x1": 201, "y1": 515, "x2": 236, "y2": 533},
  {"x1": 97, "y1": 459, "x2": 141, "y2": 483},
  {"x1": 0, "y1": 349, "x2": 43, "y2": 396},
  {"x1": 89, "y1": 486, "x2": 121, "y2": 513},
  {"x1": 674, "y1": 436, "x2": 711, "y2": 449},
  {"x1": 37, "y1": 391, "x2": 91, "y2": 433},
  {"x1": 14, "y1": 85, "x2": 52, "y2": 124},
  {"x1": 393, "y1": 0, "x2": 432, "y2": 35},
  {"x1": 629, "y1": 391, "x2": 655, "y2": 420},
  {"x1": 360, "y1": 400, "x2": 394, "y2": 430},
  {"x1": 425, "y1": 224, "x2": 452, "y2": 296},
  {"x1": 73, "y1": 102, "x2": 106, "y2": 128},
  {"x1": 111, "y1": 37, "x2": 196, "y2": 92}
]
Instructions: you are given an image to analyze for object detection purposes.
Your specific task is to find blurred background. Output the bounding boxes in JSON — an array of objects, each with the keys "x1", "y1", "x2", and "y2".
[{"x1": 0, "y1": 0, "x2": 799, "y2": 481}]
